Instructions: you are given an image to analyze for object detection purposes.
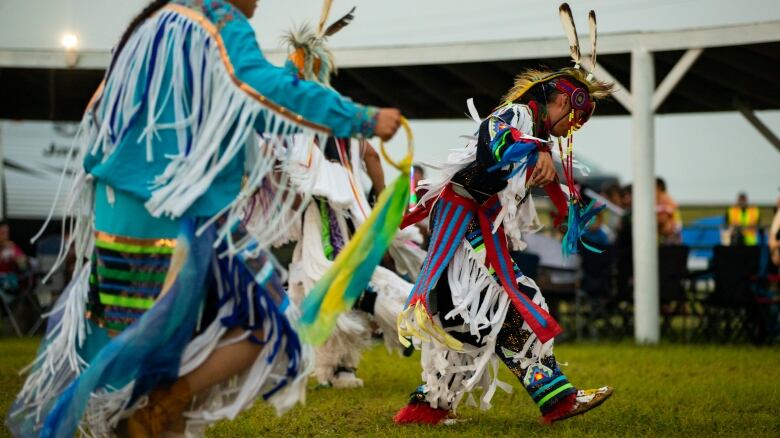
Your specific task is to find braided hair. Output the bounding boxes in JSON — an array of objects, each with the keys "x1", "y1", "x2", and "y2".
[{"x1": 108, "y1": 0, "x2": 171, "y2": 77}]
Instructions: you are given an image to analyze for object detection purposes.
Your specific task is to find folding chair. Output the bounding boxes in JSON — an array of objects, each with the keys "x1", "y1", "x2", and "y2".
[
  {"x1": 658, "y1": 245, "x2": 690, "y2": 340},
  {"x1": 700, "y1": 246, "x2": 761, "y2": 342},
  {"x1": 27, "y1": 235, "x2": 66, "y2": 336},
  {"x1": 0, "y1": 269, "x2": 36, "y2": 337},
  {"x1": 0, "y1": 282, "x2": 23, "y2": 336}
]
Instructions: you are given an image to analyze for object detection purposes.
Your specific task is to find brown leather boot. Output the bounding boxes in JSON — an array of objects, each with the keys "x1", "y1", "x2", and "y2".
[{"x1": 125, "y1": 380, "x2": 193, "y2": 437}]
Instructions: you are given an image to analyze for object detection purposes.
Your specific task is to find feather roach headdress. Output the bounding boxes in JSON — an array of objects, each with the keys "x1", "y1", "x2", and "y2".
[
  {"x1": 502, "y1": 3, "x2": 614, "y2": 256},
  {"x1": 502, "y1": 3, "x2": 613, "y2": 122},
  {"x1": 284, "y1": 2, "x2": 356, "y2": 86}
]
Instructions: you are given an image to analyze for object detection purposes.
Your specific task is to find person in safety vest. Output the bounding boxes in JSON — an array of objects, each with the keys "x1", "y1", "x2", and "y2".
[{"x1": 727, "y1": 192, "x2": 761, "y2": 246}]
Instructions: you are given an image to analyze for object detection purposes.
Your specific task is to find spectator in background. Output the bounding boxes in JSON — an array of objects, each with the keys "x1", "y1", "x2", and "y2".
[
  {"x1": 620, "y1": 183, "x2": 632, "y2": 210},
  {"x1": 600, "y1": 183, "x2": 624, "y2": 243},
  {"x1": 615, "y1": 184, "x2": 633, "y2": 249},
  {"x1": 656, "y1": 177, "x2": 682, "y2": 245},
  {"x1": 726, "y1": 192, "x2": 761, "y2": 246},
  {"x1": 614, "y1": 184, "x2": 634, "y2": 295},
  {"x1": 0, "y1": 220, "x2": 28, "y2": 292},
  {"x1": 769, "y1": 195, "x2": 780, "y2": 267}
]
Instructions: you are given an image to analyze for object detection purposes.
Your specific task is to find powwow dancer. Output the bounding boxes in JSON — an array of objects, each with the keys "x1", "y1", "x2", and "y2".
[
  {"x1": 268, "y1": 5, "x2": 424, "y2": 388},
  {"x1": 395, "y1": 3, "x2": 614, "y2": 425},
  {"x1": 6, "y1": 0, "x2": 401, "y2": 436}
]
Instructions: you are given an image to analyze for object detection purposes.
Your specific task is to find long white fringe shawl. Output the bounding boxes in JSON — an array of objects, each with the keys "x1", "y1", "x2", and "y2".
[
  {"x1": 14, "y1": 5, "x2": 333, "y2": 434},
  {"x1": 282, "y1": 137, "x2": 415, "y2": 352},
  {"x1": 288, "y1": 204, "x2": 370, "y2": 385},
  {"x1": 289, "y1": 202, "x2": 411, "y2": 372},
  {"x1": 60, "y1": 5, "x2": 328, "y2": 262}
]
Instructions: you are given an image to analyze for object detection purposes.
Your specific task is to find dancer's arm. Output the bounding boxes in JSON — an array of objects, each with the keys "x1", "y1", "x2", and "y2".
[
  {"x1": 222, "y1": 18, "x2": 393, "y2": 139},
  {"x1": 478, "y1": 105, "x2": 555, "y2": 186},
  {"x1": 361, "y1": 141, "x2": 386, "y2": 198}
]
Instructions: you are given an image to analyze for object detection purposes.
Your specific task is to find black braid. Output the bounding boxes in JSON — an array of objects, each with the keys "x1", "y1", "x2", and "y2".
[{"x1": 107, "y1": 0, "x2": 171, "y2": 77}]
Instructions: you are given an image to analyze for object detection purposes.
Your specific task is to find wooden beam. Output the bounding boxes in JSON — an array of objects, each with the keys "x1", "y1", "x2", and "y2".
[
  {"x1": 735, "y1": 100, "x2": 780, "y2": 153},
  {"x1": 581, "y1": 58, "x2": 633, "y2": 113},
  {"x1": 652, "y1": 48, "x2": 703, "y2": 111}
]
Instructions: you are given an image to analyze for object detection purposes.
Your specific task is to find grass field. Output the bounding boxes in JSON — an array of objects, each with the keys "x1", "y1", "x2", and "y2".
[{"x1": 2, "y1": 338, "x2": 779, "y2": 437}]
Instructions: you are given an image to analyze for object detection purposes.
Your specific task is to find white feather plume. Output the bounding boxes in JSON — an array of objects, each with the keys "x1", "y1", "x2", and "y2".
[
  {"x1": 558, "y1": 3, "x2": 581, "y2": 67},
  {"x1": 587, "y1": 10, "x2": 597, "y2": 80}
]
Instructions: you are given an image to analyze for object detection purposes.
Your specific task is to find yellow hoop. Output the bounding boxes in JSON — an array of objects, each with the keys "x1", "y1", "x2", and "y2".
[{"x1": 379, "y1": 116, "x2": 414, "y2": 174}]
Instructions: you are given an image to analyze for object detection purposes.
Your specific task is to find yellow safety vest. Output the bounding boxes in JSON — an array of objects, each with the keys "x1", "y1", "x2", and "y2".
[{"x1": 728, "y1": 206, "x2": 759, "y2": 245}]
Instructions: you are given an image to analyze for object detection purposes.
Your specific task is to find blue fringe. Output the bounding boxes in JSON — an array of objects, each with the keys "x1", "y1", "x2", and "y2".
[
  {"x1": 487, "y1": 141, "x2": 539, "y2": 180},
  {"x1": 214, "y1": 247, "x2": 302, "y2": 401},
  {"x1": 562, "y1": 199, "x2": 606, "y2": 257}
]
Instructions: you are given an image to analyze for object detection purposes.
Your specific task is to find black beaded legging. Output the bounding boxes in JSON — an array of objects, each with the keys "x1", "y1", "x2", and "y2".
[{"x1": 434, "y1": 272, "x2": 576, "y2": 414}]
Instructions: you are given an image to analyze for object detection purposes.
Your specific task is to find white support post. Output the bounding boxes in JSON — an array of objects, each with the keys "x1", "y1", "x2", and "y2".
[
  {"x1": 631, "y1": 47, "x2": 659, "y2": 345},
  {"x1": 652, "y1": 48, "x2": 704, "y2": 111}
]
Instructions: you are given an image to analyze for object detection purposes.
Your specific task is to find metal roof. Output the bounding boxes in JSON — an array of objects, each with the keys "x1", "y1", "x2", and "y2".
[{"x1": 1, "y1": 41, "x2": 777, "y2": 121}]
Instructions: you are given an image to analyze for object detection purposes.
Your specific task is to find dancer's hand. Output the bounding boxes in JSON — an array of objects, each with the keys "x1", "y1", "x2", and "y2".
[
  {"x1": 528, "y1": 152, "x2": 556, "y2": 187},
  {"x1": 375, "y1": 108, "x2": 402, "y2": 141}
]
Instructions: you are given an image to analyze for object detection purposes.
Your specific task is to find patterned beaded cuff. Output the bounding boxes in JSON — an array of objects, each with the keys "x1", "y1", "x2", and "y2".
[
  {"x1": 352, "y1": 105, "x2": 379, "y2": 138},
  {"x1": 523, "y1": 363, "x2": 577, "y2": 414}
]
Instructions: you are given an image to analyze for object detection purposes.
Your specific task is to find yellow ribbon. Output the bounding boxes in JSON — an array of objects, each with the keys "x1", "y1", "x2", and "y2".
[{"x1": 398, "y1": 302, "x2": 464, "y2": 351}]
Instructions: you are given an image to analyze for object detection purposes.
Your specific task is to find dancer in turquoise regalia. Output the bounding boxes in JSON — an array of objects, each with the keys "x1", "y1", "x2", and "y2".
[{"x1": 7, "y1": 1, "x2": 401, "y2": 436}]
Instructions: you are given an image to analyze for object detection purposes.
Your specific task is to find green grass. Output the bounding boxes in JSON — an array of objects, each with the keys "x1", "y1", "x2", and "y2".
[{"x1": 1, "y1": 338, "x2": 779, "y2": 437}]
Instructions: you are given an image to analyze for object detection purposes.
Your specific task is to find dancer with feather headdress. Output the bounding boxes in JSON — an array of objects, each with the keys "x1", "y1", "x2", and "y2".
[
  {"x1": 258, "y1": 3, "x2": 426, "y2": 389},
  {"x1": 394, "y1": 3, "x2": 614, "y2": 426},
  {"x1": 6, "y1": 0, "x2": 403, "y2": 436}
]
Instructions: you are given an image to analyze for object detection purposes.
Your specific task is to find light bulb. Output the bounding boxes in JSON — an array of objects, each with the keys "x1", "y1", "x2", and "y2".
[{"x1": 61, "y1": 33, "x2": 79, "y2": 50}]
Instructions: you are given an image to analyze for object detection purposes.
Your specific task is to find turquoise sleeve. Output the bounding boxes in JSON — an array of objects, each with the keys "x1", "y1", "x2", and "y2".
[{"x1": 220, "y1": 18, "x2": 378, "y2": 138}]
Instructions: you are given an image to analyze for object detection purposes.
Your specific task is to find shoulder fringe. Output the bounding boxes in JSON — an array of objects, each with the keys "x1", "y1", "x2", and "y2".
[{"x1": 39, "y1": 4, "x2": 331, "y2": 275}]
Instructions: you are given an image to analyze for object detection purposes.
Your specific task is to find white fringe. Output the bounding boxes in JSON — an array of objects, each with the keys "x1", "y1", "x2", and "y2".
[
  {"x1": 10, "y1": 264, "x2": 92, "y2": 429},
  {"x1": 369, "y1": 266, "x2": 413, "y2": 353},
  {"x1": 41, "y1": 8, "x2": 329, "y2": 272},
  {"x1": 183, "y1": 302, "x2": 313, "y2": 431},
  {"x1": 422, "y1": 247, "x2": 557, "y2": 411},
  {"x1": 418, "y1": 243, "x2": 513, "y2": 411}
]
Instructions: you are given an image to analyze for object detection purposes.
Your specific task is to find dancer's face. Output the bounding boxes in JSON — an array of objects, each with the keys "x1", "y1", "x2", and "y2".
[
  {"x1": 229, "y1": 0, "x2": 259, "y2": 18},
  {"x1": 548, "y1": 93, "x2": 591, "y2": 137},
  {"x1": 548, "y1": 93, "x2": 572, "y2": 137}
]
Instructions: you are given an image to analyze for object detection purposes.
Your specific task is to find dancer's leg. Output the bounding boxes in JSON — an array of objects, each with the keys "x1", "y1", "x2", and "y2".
[
  {"x1": 494, "y1": 285, "x2": 612, "y2": 424},
  {"x1": 494, "y1": 306, "x2": 577, "y2": 417},
  {"x1": 180, "y1": 327, "x2": 264, "y2": 392},
  {"x1": 125, "y1": 328, "x2": 264, "y2": 436}
]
